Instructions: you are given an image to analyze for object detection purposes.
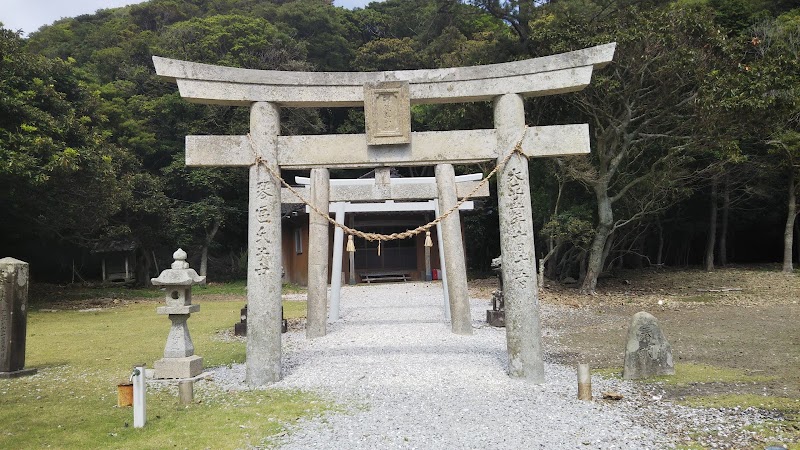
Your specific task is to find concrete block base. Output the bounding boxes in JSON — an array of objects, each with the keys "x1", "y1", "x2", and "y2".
[
  {"x1": 0, "y1": 368, "x2": 37, "y2": 379},
  {"x1": 154, "y1": 356, "x2": 203, "y2": 379},
  {"x1": 486, "y1": 310, "x2": 505, "y2": 327}
]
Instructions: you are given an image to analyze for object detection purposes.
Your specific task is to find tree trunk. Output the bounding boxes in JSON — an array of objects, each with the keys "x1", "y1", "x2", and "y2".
[
  {"x1": 199, "y1": 219, "x2": 221, "y2": 285},
  {"x1": 135, "y1": 247, "x2": 153, "y2": 287},
  {"x1": 634, "y1": 234, "x2": 645, "y2": 269},
  {"x1": 704, "y1": 180, "x2": 718, "y2": 272},
  {"x1": 656, "y1": 222, "x2": 664, "y2": 266},
  {"x1": 718, "y1": 174, "x2": 730, "y2": 266},
  {"x1": 783, "y1": 168, "x2": 796, "y2": 273},
  {"x1": 200, "y1": 246, "x2": 209, "y2": 285},
  {"x1": 545, "y1": 245, "x2": 559, "y2": 280},
  {"x1": 602, "y1": 231, "x2": 615, "y2": 271},
  {"x1": 795, "y1": 220, "x2": 800, "y2": 267},
  {"x1": 543, "y1": 176, "x2": 564, "y2": 282},
  {"x1": 580, "y1": 186, "x2": 613, "y2": 294}
]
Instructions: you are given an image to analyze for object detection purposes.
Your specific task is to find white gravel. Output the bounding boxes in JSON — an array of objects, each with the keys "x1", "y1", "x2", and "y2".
[{"x1": 208, "y1": 282, "x2": 769, "y2": 449}]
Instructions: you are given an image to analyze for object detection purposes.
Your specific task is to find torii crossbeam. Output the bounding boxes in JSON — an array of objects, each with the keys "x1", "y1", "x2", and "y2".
[{"x1": 153, "y1": 43, "x2": 615, "y2": 386}]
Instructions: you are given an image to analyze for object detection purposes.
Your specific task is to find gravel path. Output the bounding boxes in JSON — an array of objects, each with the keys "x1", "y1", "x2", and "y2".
[
  {"x1": 215, "y1": 282, "x2": 681, "y2": 448},
  {"x1": 208, "y1": 282, "x2": 775, "y2": 448}
]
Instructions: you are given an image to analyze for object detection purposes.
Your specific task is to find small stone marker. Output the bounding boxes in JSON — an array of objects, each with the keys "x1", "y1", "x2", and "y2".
[
  {"x1": 0, "y1": 257, "x2": 36, "y2": 379},
  {"x1": 151, "y1": 249, "x2": 205, "y2": 379},
  {"x1": 577, "y1": 363, "x2": 592, "y2": 401},
  {"x1": 234, "y1": 304, "x2": 287, "y2": 336},
  {"x1": 178, "y1": 380, "x2": 194, "y2": 405},
  {"x1": 234, "y1": 305, "x2": 247, "y2": 336},
  {"x1": 622, "y1": 311, "x2": 674, "y2": 380}
]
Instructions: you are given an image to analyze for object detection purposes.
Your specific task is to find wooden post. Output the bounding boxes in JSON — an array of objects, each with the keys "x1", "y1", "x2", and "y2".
[
  {"x1": 578, "y1": 364, "x2": 592, "y2": 401},
  {"x1": 178, "y1": 380, "x2": 194, "y2": 405}
]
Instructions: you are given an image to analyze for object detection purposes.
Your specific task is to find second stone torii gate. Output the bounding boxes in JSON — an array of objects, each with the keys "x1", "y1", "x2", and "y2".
[
  {"x1": 286, "y1": 170, "x2": 490, "y2": 329},
  {"x1": 153, "y1": 42, "x2": 615, "y2": 386}
]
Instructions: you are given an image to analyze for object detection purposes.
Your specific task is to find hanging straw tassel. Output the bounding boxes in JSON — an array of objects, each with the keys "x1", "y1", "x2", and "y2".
[
  {"x1": 424, "y1": 231, "x2": 433, "y2": 247},
  {"x1": 346, "y1": 235, "x2": 355, "y2": 253},
  {"x1": 377, "y1": 241, "x2": 381, "y2": 256}
]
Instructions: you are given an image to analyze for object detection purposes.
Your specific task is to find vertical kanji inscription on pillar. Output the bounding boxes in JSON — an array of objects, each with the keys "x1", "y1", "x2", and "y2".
[
  {"x1": 254, "y1": 181, "x2": 276, "y2": 276},
  {"x1": 503, "y1": 165, "x2": 534, "y2": 285}
]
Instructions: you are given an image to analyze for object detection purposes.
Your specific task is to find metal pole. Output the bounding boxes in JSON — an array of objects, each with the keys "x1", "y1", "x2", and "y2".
[
  {"x1": 131, "y1": 364, "x2": 146, "y2": 428},
  {"x1": 330, "y1": 202, "x2": 346, "y2": 321}
]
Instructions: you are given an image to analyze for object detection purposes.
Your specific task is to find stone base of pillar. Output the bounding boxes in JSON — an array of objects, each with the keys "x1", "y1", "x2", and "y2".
[
  {"x1": 486, "y1": 310, "x2": 505, "y2": 327},
  {"x1": 154, "y1": 356, "x2": 203, "y2": 379},
  {"x1": 0, "y1": 368, "x2": 37, "y2": 379}
]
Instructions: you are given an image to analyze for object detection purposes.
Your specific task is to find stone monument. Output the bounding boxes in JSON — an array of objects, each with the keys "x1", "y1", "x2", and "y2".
[
  {"x1": 0, "y1": 257, "x2": 36, "y2": 378},
  {"x1": 487, "y1": 256, "x2": 505, "y2": 327},
  {"x1": 622, "y1": 311, "x2": 675, "y2": 380},
  {"x1": 151, "y1": 249, "x2": 204, "y2": 379},
  {"x1": 153, "y1": 42, "x2": 616, "y2": 385}
]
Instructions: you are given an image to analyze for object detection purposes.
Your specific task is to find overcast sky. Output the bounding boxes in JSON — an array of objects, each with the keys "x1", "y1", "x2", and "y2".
[{"x1": 1, "y1": 0, "x2": 377, "y2": 35}]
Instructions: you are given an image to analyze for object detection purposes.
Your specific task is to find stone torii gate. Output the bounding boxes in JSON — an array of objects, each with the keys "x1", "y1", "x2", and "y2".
[
  {"x1": 153, "y1": 42, "x2": 615, "y2": 386},
  {"x1": 284, "y1": 171, "x2": 490, "y2": 327}
]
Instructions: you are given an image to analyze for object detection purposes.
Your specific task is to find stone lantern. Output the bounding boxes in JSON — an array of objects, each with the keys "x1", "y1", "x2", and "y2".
[{"x1": 151, "y1": 249, "x2": 205, "y2": 379}]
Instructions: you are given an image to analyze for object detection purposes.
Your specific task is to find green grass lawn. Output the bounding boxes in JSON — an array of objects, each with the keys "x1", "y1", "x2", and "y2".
[{"x1": 0, "y1": 289, "x2": 324, "y2": 449}]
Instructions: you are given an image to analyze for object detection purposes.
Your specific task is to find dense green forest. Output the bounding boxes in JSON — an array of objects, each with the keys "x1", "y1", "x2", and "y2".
[{"x1": 1, "y1": 0, "x2": 798, "y2": 293}]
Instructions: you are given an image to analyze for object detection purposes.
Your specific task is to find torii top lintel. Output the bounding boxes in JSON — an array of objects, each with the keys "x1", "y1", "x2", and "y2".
[{"x1": 152, "y1": 43, "x2": 616, "y2": 108}]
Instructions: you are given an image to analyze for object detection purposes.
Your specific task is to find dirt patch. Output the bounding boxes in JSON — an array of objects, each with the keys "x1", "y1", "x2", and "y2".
[
  {"x1": 541, "y1": 303, "x2": 800, "y2": 398},
  {"x1": 472, "y1": 265, "x2": 800, "y2": 447},
  {"x1": 473, "y1": 265, "x2": 800, "y2": 446}
]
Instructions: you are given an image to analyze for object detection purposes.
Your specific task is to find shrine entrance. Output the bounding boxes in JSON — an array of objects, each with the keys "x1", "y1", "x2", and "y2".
[
  {"x1": 353, "y1": 224, "x2": 417, "y2": 272},
  {"x1": 284, "y1": 170, "x2": 489, "y2": 321},
  {"x1": 154, "y1": 42, "x2": 615, "y2": 386}
]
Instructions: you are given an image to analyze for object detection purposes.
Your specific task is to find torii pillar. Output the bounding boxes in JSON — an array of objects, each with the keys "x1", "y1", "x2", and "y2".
[
  {"x1": 245, "y1": 103, "x2": 283, "y2": 385},
  {"x1": 496, "y1": 94, "x2": 543, "y2": 381}
]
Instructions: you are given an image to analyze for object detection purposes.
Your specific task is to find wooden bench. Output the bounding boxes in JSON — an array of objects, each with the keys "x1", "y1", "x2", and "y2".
[{"x1": 360, "y1": 271, "x2": 412, "y2": 283}]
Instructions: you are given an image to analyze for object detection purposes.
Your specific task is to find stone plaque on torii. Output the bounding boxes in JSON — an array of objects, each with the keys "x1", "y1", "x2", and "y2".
[{"x1": 153, "y1": 42, "x2": 615, "y2": 386}]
